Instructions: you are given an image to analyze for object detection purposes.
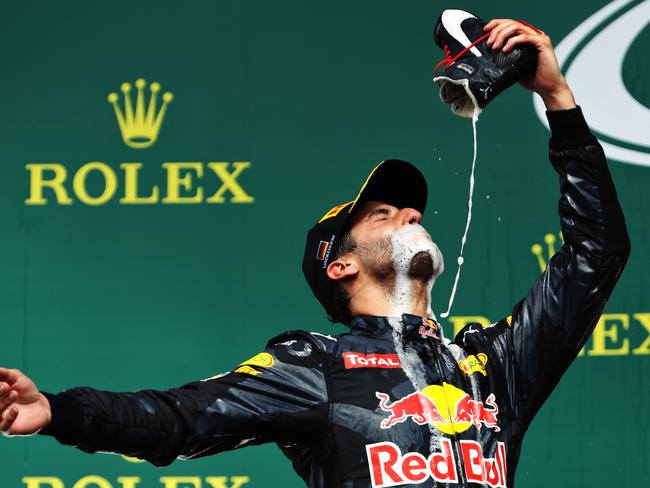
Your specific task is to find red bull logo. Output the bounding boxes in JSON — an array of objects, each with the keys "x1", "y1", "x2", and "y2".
[
  {"x1": 418, "y1": 318, "x2": 440, "y2": 339},
  {"x1": 376, "y1": 382, "x2": 499, "y2": 434},
  {"x1": 366, "y1": 439, "x2": 507, "y2": 487}
]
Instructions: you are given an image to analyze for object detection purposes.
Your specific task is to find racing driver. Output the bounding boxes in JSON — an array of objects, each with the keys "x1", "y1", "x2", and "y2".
[{"x1": 0, "y1": 19, "x2": 631, "y2": 488}]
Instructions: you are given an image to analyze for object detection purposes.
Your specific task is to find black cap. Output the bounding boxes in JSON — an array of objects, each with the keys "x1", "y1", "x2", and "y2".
[{"x1": 302, "y1": 159, "x2": 428, "y2": 323}]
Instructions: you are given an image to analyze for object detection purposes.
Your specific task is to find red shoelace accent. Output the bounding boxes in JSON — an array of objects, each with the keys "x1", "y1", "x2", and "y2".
[
  {"x1": 516, "y1": 20, "x2": 543, "y2": 34},
  {"x1": 434, "y1": 32, "x2": 490, "y2": 76},
  {"x1": 434, "y1": 20, "x2": 543, "y2": 77}
]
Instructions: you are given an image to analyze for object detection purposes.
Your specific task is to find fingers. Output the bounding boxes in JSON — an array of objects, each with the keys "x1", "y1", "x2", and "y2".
[
  {"x1": 484, "y1": 19, "x2": 507, "y2": 31},
  {"x1": 0, "y1": 368, "x2": 21, "y2": 385},
  {"x1": 502, "y1": 32, "x2": 552, "y2": 53},
  {"x1": 502, "y1": 34, "x2": 538, "y2": 53},
  {"x1": 0, "y1": 406, "x2": 18, "y2": 435},
  {"x1": 0, "y1": 384, "x2": 18, "y2": 412},
  {"x1": 485, "y1": 19, "x2": 542, "y2": 51}
]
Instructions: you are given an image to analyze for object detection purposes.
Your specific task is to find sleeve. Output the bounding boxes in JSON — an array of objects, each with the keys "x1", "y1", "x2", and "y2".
[
  {"x1": 38, "y1": 334, "x2": 329, "y2": 466},
  {"x1": 506, "y1": 107, "x2": 630, "y2": 426}
]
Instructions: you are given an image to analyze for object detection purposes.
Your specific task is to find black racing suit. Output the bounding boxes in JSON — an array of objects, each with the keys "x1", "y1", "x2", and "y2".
[{"x1": 41, "y1": 107, "x2": 630, "y2": 487}]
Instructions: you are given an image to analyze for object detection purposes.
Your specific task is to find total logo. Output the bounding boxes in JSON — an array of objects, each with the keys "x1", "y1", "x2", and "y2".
[
  {"x1": 376, "y1": 382, "x2": 499, "y2": 434},
  {"x1": 533, "y1": 0, "x2": 650, "y2": 167}
]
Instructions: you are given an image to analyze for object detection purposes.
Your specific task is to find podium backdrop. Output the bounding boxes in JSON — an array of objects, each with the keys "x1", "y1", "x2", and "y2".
[{"x1": 1, "y1": 1, "x2": 648, "y2": 487}]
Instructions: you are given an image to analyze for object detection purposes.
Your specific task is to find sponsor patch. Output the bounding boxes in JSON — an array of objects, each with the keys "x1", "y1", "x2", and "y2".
[
  {"x1": 343, "y1": 352, "x2": 401, "y2": 369},
  {"x1": 376, "y1": 382, "x2": 499, "y2": 434},
  {"x1": 319, "y1": 201, "x2": 352, "y2": 222},
  {"x1": 419, "y1": 318, "x2": 440, "y2": 339},
  {"x1": 234, "y1": 365, "x2": 262, "y2": 376},
  {"x1": 456, "y1": 62, "x2": 475, "y2": 75},
  {"x1": 458, "y1": 353, "x2": 488, "y2": 376},
  {"x1": 366, "y1": 439, "x2": 507, "y2": 488},
  {"x1": 233, "y1": 352, "x2": 275, "y2": 375},
  {"x1": 239, "y1": 352, "x2": 275, "y2": 368},
  {"x1": 316, "y1": 240, "x2": 329, "y2": 260},
  {"x1": 320, "y1": 234, "x2": 336, "y2": 267}
]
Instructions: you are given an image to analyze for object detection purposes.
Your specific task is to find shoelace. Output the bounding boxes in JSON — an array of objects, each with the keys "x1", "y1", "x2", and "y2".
[
  {"x1": 435, "y1": 19, "x2": 543, "y2": 318},
  {"x1": 434, "y1": 33, "x2": 490, "y2": 77},
  {"x1": 434, "y1": 20, "x2": 543, "y2": 77}
]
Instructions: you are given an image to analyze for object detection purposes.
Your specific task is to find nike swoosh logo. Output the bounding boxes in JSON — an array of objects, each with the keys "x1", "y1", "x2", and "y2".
[{"x1": 441, "y1": 9, "x2": 482, "y2": 57}]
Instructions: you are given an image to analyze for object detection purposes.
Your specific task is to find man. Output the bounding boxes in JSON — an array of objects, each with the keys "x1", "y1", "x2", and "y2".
[{"x1": 0, "y1": 20, "x2": 630, "y2": 487}]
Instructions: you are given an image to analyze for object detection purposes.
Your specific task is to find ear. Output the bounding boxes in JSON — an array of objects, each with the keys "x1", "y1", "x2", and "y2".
[{"x1": 326, "y1": 255, "x2": 359, "y2": 282}]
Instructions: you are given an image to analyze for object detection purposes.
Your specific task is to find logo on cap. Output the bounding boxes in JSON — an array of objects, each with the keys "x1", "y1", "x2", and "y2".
[
  {"x1": 319, "y1": 201, "x2": 352, "y2": 222},
  {"x1": 316, "y1": 234, "x2": 336, "y2": 268},
  {"x1": 317, "y1": 240, "x2": 330, "y2": 261}
]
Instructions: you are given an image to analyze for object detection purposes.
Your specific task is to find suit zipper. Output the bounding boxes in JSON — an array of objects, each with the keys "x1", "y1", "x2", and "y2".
[{"x1": 432, "y1": 340, "x2": 470, "y2": 487}]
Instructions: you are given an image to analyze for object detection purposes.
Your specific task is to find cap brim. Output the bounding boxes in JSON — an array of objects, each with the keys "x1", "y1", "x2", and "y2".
[{"x1": 346, "y1": 159, "x2": 428, "y2": 227}]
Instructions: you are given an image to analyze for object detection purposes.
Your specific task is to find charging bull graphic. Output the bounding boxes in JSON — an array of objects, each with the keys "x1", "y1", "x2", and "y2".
[{"x1": 376, "y1": 382, "x2": 499, "y2": 434}]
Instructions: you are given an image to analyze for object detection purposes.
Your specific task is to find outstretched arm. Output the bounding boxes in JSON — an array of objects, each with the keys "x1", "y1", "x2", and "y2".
[{"x1": 1, "y1": 335, "x2": 329, "y2": 466}]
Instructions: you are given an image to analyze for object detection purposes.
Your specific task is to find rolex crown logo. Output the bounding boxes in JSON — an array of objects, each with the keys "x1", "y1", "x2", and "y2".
[
  {"x1": 108, "y1": 78, "x2": 173, "y2": 149},
  {"x1": 531, "y1": 232, "x2": 564, "y2": 272}
]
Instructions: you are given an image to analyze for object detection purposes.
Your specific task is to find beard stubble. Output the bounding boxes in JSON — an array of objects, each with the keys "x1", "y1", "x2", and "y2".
[{"x1": 356, "y1": 238, "x2": 435, "y2": 289}]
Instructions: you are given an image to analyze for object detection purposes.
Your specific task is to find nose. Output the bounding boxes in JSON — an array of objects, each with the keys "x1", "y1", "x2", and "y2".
[{"x1": 398, "y1": 207, "x2": 422, "y2": 226}]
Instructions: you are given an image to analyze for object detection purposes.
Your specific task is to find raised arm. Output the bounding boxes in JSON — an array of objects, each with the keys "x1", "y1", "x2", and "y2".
[{"x1": 484, "y1": 20, "x2": 631, "y2": 424}]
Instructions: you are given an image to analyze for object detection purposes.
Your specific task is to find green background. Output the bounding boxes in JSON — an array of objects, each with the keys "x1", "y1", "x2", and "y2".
[{"x1": 1, "y1": 1, "x2": 648, "y2": 486}]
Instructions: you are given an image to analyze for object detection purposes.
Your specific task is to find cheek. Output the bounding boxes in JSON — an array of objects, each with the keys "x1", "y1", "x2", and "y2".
[{"x1": 354, "y1": 225, "x2": 396, "y2": 247}]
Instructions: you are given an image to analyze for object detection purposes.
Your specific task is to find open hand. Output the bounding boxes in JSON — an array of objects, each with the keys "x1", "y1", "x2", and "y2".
[
  {"x1": 0, "y1": 368, "x2": 51, "y2": 436},
  {"x1": 484, "y1": 19, "x2": 576, "y2": 110}
]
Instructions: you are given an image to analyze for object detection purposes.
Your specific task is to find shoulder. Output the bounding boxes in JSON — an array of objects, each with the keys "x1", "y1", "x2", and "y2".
[
  {"x1": 452, "y1": 317, "x2": 512, "y2": 347},
  {"x1": 263, "y1": 330, "x2": 339, "y2": 368},
  {"x1": 267, "y1": 329, "x2": 339, "y2": 353}
]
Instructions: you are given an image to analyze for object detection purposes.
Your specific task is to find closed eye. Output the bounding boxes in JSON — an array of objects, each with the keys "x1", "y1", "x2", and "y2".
[{"x1": 367, "y1": 208, "x2": 392, "y2": 220}]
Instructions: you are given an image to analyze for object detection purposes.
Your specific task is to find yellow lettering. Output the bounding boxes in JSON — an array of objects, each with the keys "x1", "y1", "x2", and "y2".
[
  {"x1": 159, "y1": 477, "x2": 201, "y2": 488},
  {"x1": 162, "y1": 162, "x2": 203, "y2": 203},
  {"x1": 73, "y1": 162, "x2": 117, "y2": 206},
  {"x1": 204, "y1": 478, "x2": 227, "y2": 488},
  {"x1": 632, "y1": 313, "x2": 650, "y2": 355},
  {"x1": 206, "y1": 162, "x2": 254, "y2": 203},
  {"x1": 72, "y1": 476, "x2": 113, "y2": 488},
  {"x1": 22, "y1": 477, "x2": 64, "y2": 488},
  {"x1": 120, "y1": 454, "x2": 145, "y2": 463},
  {"x1": 447, "y1": 315, "x2": 492, "y2": 337},
  {"x1": 25, "y1": 164, "x2": 73, "y2": 205},
  {"x1": 116, "y1": 478, "x2": 141, "y2": 488},
  {"x1": 588, "y1": 313, "x2": 630, "y2": 356},
  {"x1": 120, "y1": 163, "x2": 159, "y2": 204},
  {"x1": 204, "y1": 477, "x2": 250, "y2": 488},
  {"x1": 228, "y1": 477, "x2": 250, "y2": 488}
]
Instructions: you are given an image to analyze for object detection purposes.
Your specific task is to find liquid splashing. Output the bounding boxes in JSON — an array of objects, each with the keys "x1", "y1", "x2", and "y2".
[
  {"x1": 440, "y1": 108, "x2": 480, "y2": 318},
  {"x1": 387, "y1": 225, "x2": 445, "y2": 452}
]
